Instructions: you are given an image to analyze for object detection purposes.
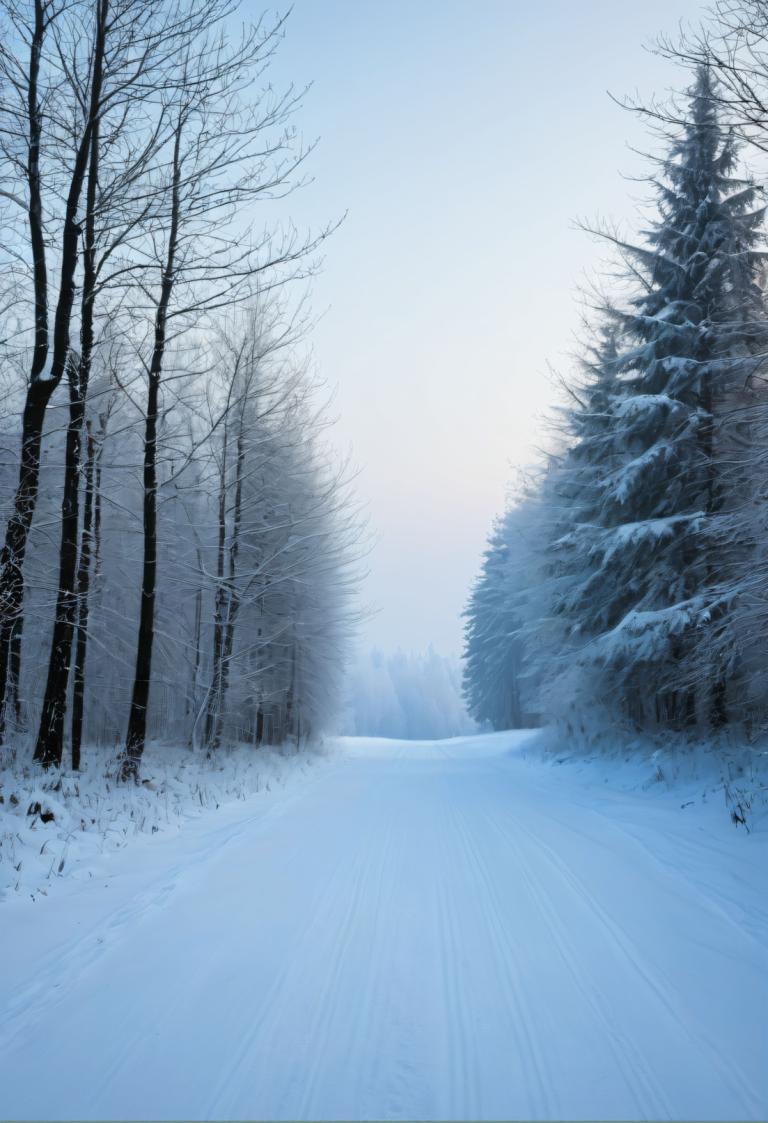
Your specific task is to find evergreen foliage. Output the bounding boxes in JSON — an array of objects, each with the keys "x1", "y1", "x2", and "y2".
[{"x1": 464, "y1": 67, "x2": 768, "y2": 738}]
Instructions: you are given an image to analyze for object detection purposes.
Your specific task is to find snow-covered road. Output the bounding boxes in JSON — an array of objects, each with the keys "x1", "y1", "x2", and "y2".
[{"x1": 1, "y1": 733, "x2": 766, "y2": 1121}]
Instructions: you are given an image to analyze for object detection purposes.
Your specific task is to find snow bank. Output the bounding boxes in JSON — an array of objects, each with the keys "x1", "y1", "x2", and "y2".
[
  {"x1": 0, "y1": 740, "x2": 332, "y2": 901},
  {"x1": 526, "y1": 725, "x2": 768, "y2": 832}
]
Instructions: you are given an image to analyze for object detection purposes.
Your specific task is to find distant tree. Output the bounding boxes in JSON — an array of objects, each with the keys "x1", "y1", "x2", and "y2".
[
  {"x1": 199, "y1": 301, "x2": 309, "y2": 751},
  {"x1": 462, "y1": 502, "x2": 539, "y2": 731},
  {"x1": 346, "y1": 647, "x2": 476, "y2": 741}
]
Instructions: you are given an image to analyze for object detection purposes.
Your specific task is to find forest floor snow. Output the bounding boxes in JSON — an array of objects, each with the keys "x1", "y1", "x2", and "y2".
[
  {"x1": 0, "y1": 740, "x2": 329, "y2": 900},
  {"x1": 0, "y1": 730, "x2": 766, "y2": 1121}
]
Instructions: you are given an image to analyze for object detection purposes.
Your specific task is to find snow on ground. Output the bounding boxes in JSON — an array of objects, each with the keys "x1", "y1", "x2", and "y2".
[
  {"x1": 527, "y1": 725, "x2": 768, "y2": 834},
  {"x1": 1, "y1": 731, "x2": 766, "y2": 1121},
  {"x1": 0, "y1": 740, "x2": 330, "y2": 900}
]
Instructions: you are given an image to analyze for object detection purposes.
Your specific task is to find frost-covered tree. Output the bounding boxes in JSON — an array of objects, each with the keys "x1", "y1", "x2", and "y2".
[
  {"x1": 547, "y1": 67, "x2": 768, "y2": 733},
  {"x1": 463, "y1": 499, "x2": 541, "y2": 730},
  {"x1": 0, "y1": 0, "x2": 344, "y2": 780},
  {"x1": 466, "y1": 66, "x2": 768, "y2": 742},
  {"x1": 189, "y1": 307, "x2": 363, "y2": 752},
  {"x1": 529, "y1": 321, "x2": 628, "y2": 722},
  {"x1": 0, "y1": 307, "x2": 361, "y2": 762}
]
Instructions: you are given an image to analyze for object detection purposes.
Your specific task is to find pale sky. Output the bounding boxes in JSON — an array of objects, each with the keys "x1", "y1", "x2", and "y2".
[{"x1": 267, "y1": 0, "x2": 708, "y2": 655}]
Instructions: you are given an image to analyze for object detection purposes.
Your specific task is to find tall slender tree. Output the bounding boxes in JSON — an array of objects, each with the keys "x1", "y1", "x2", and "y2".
[{"x1": 0, "y1": 0, "x2": 88, "y2": 740}]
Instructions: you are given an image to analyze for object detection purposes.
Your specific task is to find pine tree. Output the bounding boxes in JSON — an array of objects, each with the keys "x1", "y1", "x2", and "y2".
[
  {"x1": 532, "y1": 321, "x2": 625, "y2": 723},
  {"x1": 463, "y1": 502, "x2": 539, "y2": 730},
  {"x1": 549, "y1": 66, "x2": 768, "y2": 733}
]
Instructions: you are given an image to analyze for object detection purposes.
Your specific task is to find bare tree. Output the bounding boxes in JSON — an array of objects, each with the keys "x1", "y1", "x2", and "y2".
[
  {"x1": 33, "y1": 0, "x2": 242, "y2": 767},
  {"x1": 648, "y1": 1, "x2": 768, "y2": 152},
  {"x1": 201, "y1": 301, "x2": 307, "y2": 751},
  {"x1": 118, "y1": 13, "x2": 333, "y2": 780},
  {"x1": 0, "y1": 0, "x2": 75, "y2": 741},
  {"x1": 0, "y1": 0, "x2": 353, "y2": 772}
]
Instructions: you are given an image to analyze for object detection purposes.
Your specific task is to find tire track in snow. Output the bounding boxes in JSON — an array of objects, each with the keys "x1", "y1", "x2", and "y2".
[
  {"x1": 3, "y1": 736, "x2": 764, "y2": 1122},
  {"x1": 84, "y1": 826, "x2": 357, "y2": 1117},
  {"x1": 443, "y1": 791, "x2": 555, "y2": 1121},
  {"x1": 477, "y1": 801, "x2": 669, "y2": 1120},
  {"x1": 509, "y1": 802, "x2": 764, "y2": 1120},
  {"x1": 1, "y1": 869, "x2": 181, "y2": 1051},
  {"x1": 510, "y1": 778, "x2": 768, "y2": 949},
  {"x1": 296, "y1": 817, "x2": 398, "y2": 1119},
  {"x1": 203, "y1": 841, "x2": 373, "y2": 1120},
  {"x1": 341, "y1": 813, "x2": 422, "y2": 1122},
  {"x1": 433, "y1": 836, "x2": 481, "y2": 1119}
]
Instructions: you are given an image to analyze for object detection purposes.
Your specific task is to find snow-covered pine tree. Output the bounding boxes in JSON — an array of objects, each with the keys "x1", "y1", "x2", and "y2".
[
  {"x1": 463, "y1": 517, "x2": 518, "y2": 730},
  {"x1": 550, "y1": 66, "x2": 768, "y2": 734},
  {"x1": 462, "y1": 500, "x2": 540, "y2": 730},
  {"x1": 529, "y1": 320, "x2": 625, "y2": 727}
]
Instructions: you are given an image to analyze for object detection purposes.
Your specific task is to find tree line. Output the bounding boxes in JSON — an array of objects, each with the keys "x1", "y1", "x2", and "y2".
[
  {"x1": 0, "y1": 0, "x2": 361, "y2": 779},
  {"x1": 343, "y1": 648, "x2": 476, "y2": 742},
  {"x1": 464, "y1": 4, "x2": 768, "y2": 744}
]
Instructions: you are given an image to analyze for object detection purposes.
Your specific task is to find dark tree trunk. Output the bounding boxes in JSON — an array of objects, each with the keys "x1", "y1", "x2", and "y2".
[
  {"x1": 120, "y1": 120, "x2": 182, "y2": 782},
  {"x1": 34, "y1": 361, "x2": 85, "y2": 765},
  {"x1": 2, "y1": 0, "x2": 105, "y2": 752},
  {"x1": 121, "y1": 367, "x2": 161, "y2": 780},
  {"x1": 214, "y1": 593, "x2": 239, "y2": 749},
  {"x1": 34, "y1": 7, "x2": 106, "y2": 767},
  {"x1": 71, "y1": 424, "x2": 96, "y2": 771},
  {"x1": 205, "y1": 425, "x2": 229, "y2": 749},
  {"x1": 0, "y1": 0, "x2": 48, "y2": 741},
  {"x1": 8, "y1": 616, "x2": 23, "y2": 729},
  {"x1": 0, "y1": 385, "x2": 54, "y2": 740}
]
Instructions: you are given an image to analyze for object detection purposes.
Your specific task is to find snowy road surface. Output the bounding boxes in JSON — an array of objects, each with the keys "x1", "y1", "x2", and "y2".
[{"x1": 1, "y1": 733, "x2": 766, "y2": 1121}]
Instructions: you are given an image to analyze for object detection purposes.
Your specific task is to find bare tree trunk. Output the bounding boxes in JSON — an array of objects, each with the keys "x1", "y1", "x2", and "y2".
[
  {"x1": 0, "y1": 0, "x2": 104, "y2": 754},
  {"x1": 71, "y1": 424, "x2": 96, "y2": 771},
  {"x1": 120, "y1": 367, "x2": 160, "y2": 780},
  {"x1": 211, "y1": 419, "x2": 246, "y2": 749},
  {"x1": 188, "y1": 553, "x2": 203, "y2": 738},
  {"x1": 34, "y1": 362, "x2": 85, "y2": 765},
  {"x1": 120, "y1": 121, "x2": 182, "y2": 782},
  {"x1": 35, "y1": 1, "x2": 107, "y2": 766},
  {"x1": 204, "y1": 421, "x2": 229, "y2": 748},
  {"x1": 0, "y1": 0, "x2": 49, "y2": 740},
  {"x1": 7, "y1": 617, "x2": 23, "y2": 730},
  {"x1": 0, "y1": 386, "x2": 54, "y2": 741}
]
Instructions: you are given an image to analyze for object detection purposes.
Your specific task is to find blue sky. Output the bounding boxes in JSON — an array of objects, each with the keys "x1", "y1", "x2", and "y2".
[{"x1": 266, "y1": 0, "x2": 708, "y2": 654}]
